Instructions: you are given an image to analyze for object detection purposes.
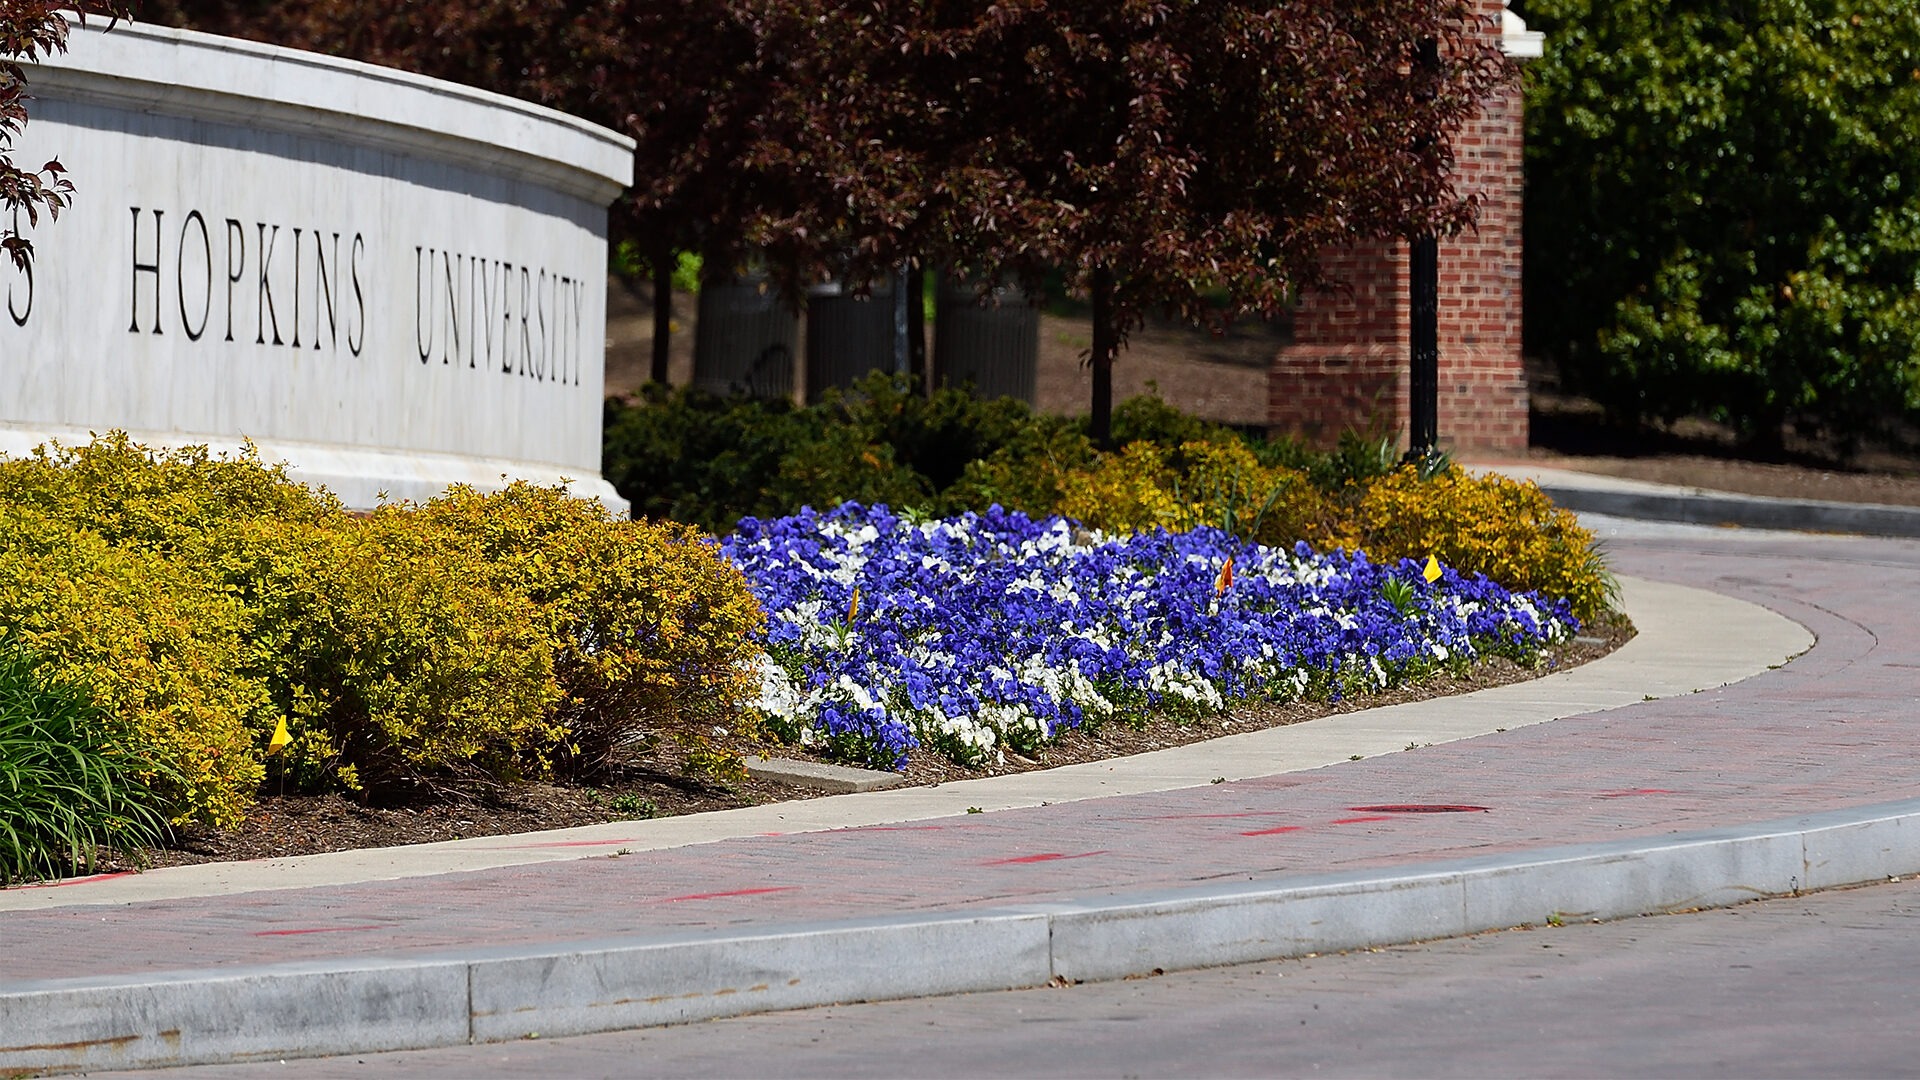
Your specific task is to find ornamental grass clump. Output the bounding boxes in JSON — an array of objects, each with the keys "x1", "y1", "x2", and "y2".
[
  {"x1": 723, "y1": 502, "x2": 1579, "y2": 771},
  {"x1": 0, "y1": 644, "x2": 176, "y2": 885}
]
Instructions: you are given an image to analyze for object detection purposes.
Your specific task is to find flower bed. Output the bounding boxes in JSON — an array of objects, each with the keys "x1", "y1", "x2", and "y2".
[{"x1": 722, "y1": 503, "x2": 1580, "y2": 770}]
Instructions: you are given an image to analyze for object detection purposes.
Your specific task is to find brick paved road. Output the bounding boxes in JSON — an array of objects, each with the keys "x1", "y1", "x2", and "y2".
[{"x1": 6, "y1": 529, "x2": 1916, "y2": 987}]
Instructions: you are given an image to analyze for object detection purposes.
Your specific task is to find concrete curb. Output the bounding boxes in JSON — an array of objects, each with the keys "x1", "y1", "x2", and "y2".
[
  {"x1": 1537, "y1": 484, "x2": 1920, "y2": 538},
  {"x1": 9, "y1": 797, "x2": 1920, "y2": 1074},
  {"x1": 744, "y1": 756, "x2": 907, "y2": 793},
  {"x1": 1470, "y1": 462, "x2": 1920, "y2": 538}
]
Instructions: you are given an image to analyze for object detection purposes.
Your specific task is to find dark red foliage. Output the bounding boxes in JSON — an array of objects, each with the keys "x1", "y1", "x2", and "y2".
[
  {"x1": 877, "y1": 1, "x2": 1513, "y2": 438},
  {"x1": 146, "y1": 1, "x2": 1511, "y2": 435},
  {"x1": 1, "y1": 1, "x2": 134, "y2": 271}
]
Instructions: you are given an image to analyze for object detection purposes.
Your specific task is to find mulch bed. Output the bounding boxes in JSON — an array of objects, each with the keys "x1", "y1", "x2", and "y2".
[{"x1": 128, "y1": 609, "x2": 1633, "y2": 871}]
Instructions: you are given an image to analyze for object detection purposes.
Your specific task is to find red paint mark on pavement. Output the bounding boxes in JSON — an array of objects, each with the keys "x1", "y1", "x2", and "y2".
[
  {"x1": 983, "y1": 851, "x2": 1110, "y2": 866},
  {"x1": 19, "y1": 871, "x2": 137, "y2": 889},
  {"x1": 1240, "y1": 825, "x2": 1305, "y2": 837},
  {"x1": 1121, "y1": 811, "x2": 1293, "y2": 821},
  {"x1": 1350, "y1": 804, "x2": 1490, "y2": 814},
  {"x1": 254, "y1": 925, "x2": 391, "y2": 937},
  {"x1": 856, "y1": 825, "x2": 947, "y2": 832},
  {"x1": 654, "y1": 887, "x2": 796, "y2": 904},
  {"x1": 1596, "y1": 788, "x2": 1674, "y2": 799},
  {"x1": 1330, "y1": 815, "x2": 1395, "y2": 825}
]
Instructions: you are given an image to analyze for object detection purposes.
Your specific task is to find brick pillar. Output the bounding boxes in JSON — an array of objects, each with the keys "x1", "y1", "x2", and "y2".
[
  {"x1": 1269, "y1": 3, "x2": 1529, "y2": 454},
  {"x1": 1436, "y1": 73, "x2": 1528, "y2": 453},
  {"x1": 1268, "y1": 240, "x2": 1409, "y2": 448}
]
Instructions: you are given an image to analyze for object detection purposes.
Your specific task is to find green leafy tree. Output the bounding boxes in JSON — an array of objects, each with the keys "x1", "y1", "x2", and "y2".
[
  {"x1": 1, "y1": 1, "x2": 133, "y2": 271},
  {"x1": 1523, "y1": 0, "x2": 1920, "y2": 448}
]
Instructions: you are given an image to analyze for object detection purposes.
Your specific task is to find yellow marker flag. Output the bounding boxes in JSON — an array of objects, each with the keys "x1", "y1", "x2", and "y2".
[
  {"x1": 847, "y1": 586, "x2": 861, "y2": 624},
  {"x1": 1423, "y1": 555, "x2": 1443, "y2": 584},
  {"x1": 267, "y1": 716, "x2": 292, "y2": 757},
  {"x1": 1215, "y1": 555, "x2": 1235, "y2": 596}
]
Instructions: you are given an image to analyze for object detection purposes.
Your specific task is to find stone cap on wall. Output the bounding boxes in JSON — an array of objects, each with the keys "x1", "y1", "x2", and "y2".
[
  {"x1": 25, "y1": 17, "x2": 637, "y2": 207},
  {"x1": 1501, "y1": 2, "x2": 1545, "y2": 60}
]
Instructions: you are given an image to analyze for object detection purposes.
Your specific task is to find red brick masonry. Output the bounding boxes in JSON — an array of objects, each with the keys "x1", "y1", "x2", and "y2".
[{"x1": 1270, "y1": 2, "x2": 1529, "y2": 454}]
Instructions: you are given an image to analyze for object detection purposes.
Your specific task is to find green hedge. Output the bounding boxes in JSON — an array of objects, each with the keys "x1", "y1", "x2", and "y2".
[
  {"x1": 1525, "y1": 0, "x2": 1920, "y2": 447},
  {"x1": 601, "y1": 373, "x2": 1380, "y2": 534}
]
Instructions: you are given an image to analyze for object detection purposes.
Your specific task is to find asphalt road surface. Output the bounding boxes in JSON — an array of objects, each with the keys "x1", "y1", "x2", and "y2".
[{"x1": 130, "y1": 875, "x2": 1920, "y2": 1079}]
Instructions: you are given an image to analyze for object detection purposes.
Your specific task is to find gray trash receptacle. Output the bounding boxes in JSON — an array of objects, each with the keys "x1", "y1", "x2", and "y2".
[
  {"x1": 934, "y1": 274, "x2": 1039, "y2": 404},
  {"x1": 805, "y1": 279, "x2": 898, "y2": 402},
  {"x1": 692, "y1": 272, "x2": 797, "y2": 400}
]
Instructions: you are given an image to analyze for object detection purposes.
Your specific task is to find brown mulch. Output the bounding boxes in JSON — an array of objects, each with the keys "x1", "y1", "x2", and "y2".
[
  {"x1": 130, "y1": 610, "x2": 1632, "y2": 871},
  {"x1": 1515, "y1": 447, "x2": 1920, "y2": 509},
  {"x1": 1509, "y1": 370, "x2": 1920, "y2": 508}
]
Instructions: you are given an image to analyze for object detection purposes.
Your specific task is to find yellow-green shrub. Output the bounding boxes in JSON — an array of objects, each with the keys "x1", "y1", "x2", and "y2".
[
  {"x1": 1037, "y1": 440, "x2": 1608, "y2": 618},
  {"x1": 1161, "y1": 440, "x2": 1350, "y2": 550},
  {"x1": 1055, "y1": 440, "x2": 1346, "y2": 549},
  {"x1": 0, "y1": 433, "x2": 339, "y2": 551},
  {"x1": 211, "y1": 511, "x2": 562, "y2": 798},
  {"x1": 0, "y1": 435, "x2": 567, "y2": 812},
  {"x1": 0, "y1": 509, "x2": 267, "y2": 827},
  {"x1": 1354, "y1": 465, "x2": 1614, "y2": 620},
  {"x1": 946, "y1": 421, "x2": 1094, "y2": 517},
  {"x1": 1056, "y1": 442, "x2": 1191, "y2": 534},
  {"x1": 415, "y1": 483, "x2": 765, "y2": 780}
]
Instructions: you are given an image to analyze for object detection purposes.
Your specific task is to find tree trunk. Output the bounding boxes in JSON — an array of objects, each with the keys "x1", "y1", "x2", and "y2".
[
  {"x1": 907, "y1": 262, "x2": 927, "y2": 394},
  {"x1": 1089, "y1": 264, "x2": 1117, "y2": 448},
  {"x1": 891, "y1": 262, "x2": 911, "y2": 378},
  {"x1": 650, "y1": 242, "x2": 673, "y2": 386}
]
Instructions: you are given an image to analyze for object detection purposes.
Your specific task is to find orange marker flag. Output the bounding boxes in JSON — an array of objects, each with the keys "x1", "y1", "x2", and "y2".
[
  {"x1": 1215, "y1": 555, "x2": 1235, "y2": 596},
  {"x1": 267, "y1": 716, "x2": 292, "y2": 757},
  {"x1": 1423, "y1": 554, "x2": 1443, "y2": 584}
]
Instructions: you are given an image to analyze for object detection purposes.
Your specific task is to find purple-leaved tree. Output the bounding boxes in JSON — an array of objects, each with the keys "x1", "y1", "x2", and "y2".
[
  {"x1": 151, "y1": 1, "x2": 1513, "y2": 439},
  {"x1": 1, "y1": 1, "x2": 134, "y2": 272}
]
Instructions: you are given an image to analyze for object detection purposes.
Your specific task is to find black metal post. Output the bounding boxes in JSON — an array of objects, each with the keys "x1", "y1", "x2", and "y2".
[
  {"x1": 1405, "y1": 35, "x2": 1442, "y2": 467},
  {"x1": 1409, "y1": 232, "x2": 1439, "y2": 458}
]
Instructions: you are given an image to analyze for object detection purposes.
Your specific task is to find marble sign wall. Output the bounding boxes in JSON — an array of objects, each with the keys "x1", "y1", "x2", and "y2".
[{"x1": 2, "y1": 20, "x2": 635, "y2": 508}]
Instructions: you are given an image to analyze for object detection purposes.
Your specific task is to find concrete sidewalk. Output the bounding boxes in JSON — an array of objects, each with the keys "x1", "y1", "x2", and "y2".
[
  {"x1": 5, "y1": 492, "x2": 1919, "y2": 1073},
  {"x1": 0, "y1": 576, "x2": 1800, "y2": 913}
]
